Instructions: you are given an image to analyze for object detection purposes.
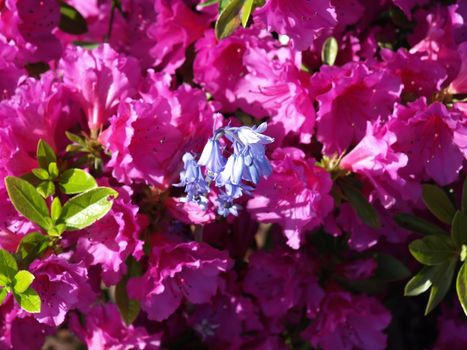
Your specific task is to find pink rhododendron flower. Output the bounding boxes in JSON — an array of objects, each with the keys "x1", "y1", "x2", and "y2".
[
  {"x1": 0, "y1": 72, "x2": 83, "y2": 184},
  {"x1": 243, "y1": 249, "x2": 324, "y2": 318},
  {"x1": 0, "y1": 0, "x2": 62, "y2": 62},
  {"x1": 248, "y1": 147, "x2": 334, "y2": 249},
  {"x1": 255, "y1": 0, "x2": 337, "y2": 50},
  {"x1": 303, "y1": 290, "x2": 391, "y2": 350},
  {"x1": 147, "y1": 0, "x2": 211, "y2": 73},
  {"x1": 127, "y1": 240, "x2": 232, "y2": 321},
  {"x1": 312, "y1": 62, "x2": 402, "y2": 154},
  {"x1": 381, "y1": 48, "x2": 447, "y2": 98},
  {"x1": 388, "y1": 98, "x2": 467, "y2": 185},
  {"x1": 72, "y1": 184, "x2": 144, "y2": 285},
  {"x1": 340, "y1": 121, "x2": 412, "y2": 208},
  {"x1": 188, "y1": 292, "x2": 260, "y2": 350},
  {"x1": 28, "y1": 254, "x2": 96, "y2": 327},
  {"x1": 448, "y1": 41, "x2": 467, "y2": 93},
  {"x1": 101, "y1": 73, "x2": 214, "y2": 188},
  {"x1": 70, "y1": 303, "x2": 162, "y2": 350},
  {"x1": 165, "y1": 197, "x2": 216, "y2": 225},
  {"x1": 0, "y1": 34, "x2": 24, "y2": 100},
  {"x1": 59, "y1": 44, "x2": 140, "y2": 131}
]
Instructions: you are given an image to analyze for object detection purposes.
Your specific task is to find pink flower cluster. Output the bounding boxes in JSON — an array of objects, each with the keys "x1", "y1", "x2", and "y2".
[{"x1": 0, "y1": 0, "x2": 466, "y2": 349}]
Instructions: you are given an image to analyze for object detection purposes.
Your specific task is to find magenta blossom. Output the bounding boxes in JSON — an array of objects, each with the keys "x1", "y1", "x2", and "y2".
[
  {"x1": 254, "y1": 0, "x2": 337, "y2": 50},
  {"x1": 303, "y1": 290, "x2": 391, "y2": 350},
  {"x1": 72, "y1": 184, "x2": 144, "y2": 285},
  {"x1": 312, "y1": 62, "x2": 402, "y2": 154},
  {"x1": 248, "y1": 147, "x2": 334, "y2": 249},
  {"x1": 101, "y1": 74, "x2": 214, "y2": 188},
  {"x1": 127, "y1": 240, "x2": 232, "y2": 321},
  {"x1": 388, "y1": 98, "x2": 467, "y2": 186},
  {"x1": 59, "y1": 44, "x2": 140, "y2": 131},
  {"x1": 69, "y1": 303, "x2": 162, "y2": 350},
  {"x1": 27, "y1": 254, "x2": 96, "y2": 327}
]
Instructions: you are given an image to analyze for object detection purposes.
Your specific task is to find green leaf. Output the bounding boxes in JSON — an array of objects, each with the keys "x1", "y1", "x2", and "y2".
[
  {"x1": 58, "y1": 169, "x2": 97, "y2": 195},
  {"x1": 13, "y1": 270, "x2": 35, "y2": 294},
  {"x1": 452, "y1": 211, "x2": 467, "y2": 248},
  {"x1": 65, "y1": 131, "x2": 86, "y2": 146},
  {"x1": 405, "y1": 266, "x2": 436, "y2": 296},
  {"x1": 51, "y1": 197, "x2": 62, "y2": 222},
  {"x1": 241, "y1": 0, "x2": 254, "y2": 27},
  {"x1": 58, "y1": 187, "x2": 118, "y2": 230},
  {"x1": 0, "y1": 249, "x2": 18, "y2": 286},
  {"x1": 36, "y1": 139, "x2": 56, "y2": 170},
  {"x1": 116, "y1": 257, "x2": 142, "y2": 325},
  {"x1": 215, "y1": 0, "x2": 243, "y2": 39},
  {"x1": 16, "y1": 232, "x2": 50, "y2": 269},
  {"x1": 462, "y1": 178, "x2": 467, "y2": 214},
  {"x1": 395, "y1": 213, "x2": 448, "y2": 236},
  {"x1": 457, "y1": 262, "x2": 467, "y2": 316},
  {"x1": 5, "y1": 177, "x2": 52, "y2": 230},
  {"x1": 36, "y1": 181, "x2": 55, "y2": 198},
  {"x1": 14, "y1": 287, "x2": 41, "y2": 313},
  {"x1": 425, "y1": 258, "x2": 456, "y2": 315},
  {"x1": 321, "y1": 37, "x2": 338, "y2": 66},
  {"x1": 422, "y1": 184, "x2": 456, "y2": 224},
  {"x1": 0, "y1": 288, "x2": 8, "y2": 304},
  {"x1": 341, "y1": 183, "x2": 380, "y2": 228},
  {"x1": 31, "y1": 168, "x2": 49, "y2": 181},
  {"x1": 374, "y1": 253, "x2": 410, "y2": 281},
  {"x1": 48, "y1": 162, "x2": 59, "y2": 179},
  {"x1": 59, "y1": 3, "x2": 88, "y2": 35},
  {"x1": 409, "y1": 235, "x2": 458, "y2": 265},
  {"x1": 72, "y1": 41, "x2": 100, "y2": 49},
  {"x1": 199, "y1": 0, "x2": 219, "y2": 7}
]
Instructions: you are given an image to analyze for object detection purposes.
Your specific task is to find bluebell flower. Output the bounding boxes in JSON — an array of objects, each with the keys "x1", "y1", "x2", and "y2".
[
  {"x1": 216, "y1": 193, "x2": 242, "y2": 217},
  {"x1": 175, "y1": 153, "x2": 210, "y2": 209},
  {"x1": 224, "y1": 122, "x2": 274, "y2": 146},
  {"x1": 197, "y1": 138, "x2": 226, "y2": 176},
  {"x1": 242, "y1": 143, "x2": 273, "y2": 184}
]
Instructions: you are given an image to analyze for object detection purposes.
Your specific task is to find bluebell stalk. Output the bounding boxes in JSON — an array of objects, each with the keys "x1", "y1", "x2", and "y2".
[{"x1": 176, "y1": 120, "x2": 274, "y2": 217}]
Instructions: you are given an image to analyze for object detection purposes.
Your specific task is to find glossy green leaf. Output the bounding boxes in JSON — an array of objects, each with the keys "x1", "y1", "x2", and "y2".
[
  {"x1": 241, "y1": 0, "x2": 254, "y2": 27},
  {"x1": 36, "y1": 181, "x2": 55, "y2": 198},
  {"x1": 48, "y1": 162, "x2": 59, "y2": 179},
  {"x1": 13, "y1": 270, "x2": 35, "y2": 294},
  {"x1": 16, "y1": 232, "x2": 50, "y2": 269},
  {"x1": 374, "y1": 253, "x2": 410, "y2": 281},
  {"x1": 409, "y1": 235, "x2": 457, "y2": 265},
  {"x1": 404, "y1": 266, "x2": 436, "y2": 296},
  {"x1": 321, "y1": 36, "x2": 338, "y2": 66},
  {"x1": 0, "y1": 249, "x2": 18, "y2": 286},
  {"x1": 457, "y1": 262, "x2": 467, "y2": 316},
  {"x1": 58, "y1": 169, "x2": 97, "y2": 195},
  {"x1": 215, "y1": 0, "x2": 243, "y2": 39},
  {"x1": 452, "y1": 211, "x2": 467, "y2": 248},
  {"x1": 422, "y1": 184, "x2": 456, "y2": 224},
  {"x1": 59, "y1": 3, "x2": 88, "y2": 35},
  {"x1": 341, "y1": 183, "x2": 380, "y2": 228},
  {"x1": 425, "y1": 258, "x2": 456, "y2": 315},
  {"x1": 0, "y1": 288, "x2": 8, "y2": 304},
  {"x1": 395, "y1": 213, "x2": 448, "y2": 236},
  {"x1": 14, "y1": 287, "x2": 41, "y2": 313},
  {"x1": 5, "y1": 176, "x2": 52, "y2": 230},
  {"x1": 51, "y1": 197, "x2": 62, "y2": 222},
  {"x1": 36, "y1": 139, "x2": 56, "y2": 170},
  {"x1": 31, "y1": 168, "x2": 49, "y2": 181},
  {"x1": 116, "y1": 257, "x2": 142, "y2": 325},
  {"x1": 58, "y1": 187, "x2": 118, "y2": 230}
]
